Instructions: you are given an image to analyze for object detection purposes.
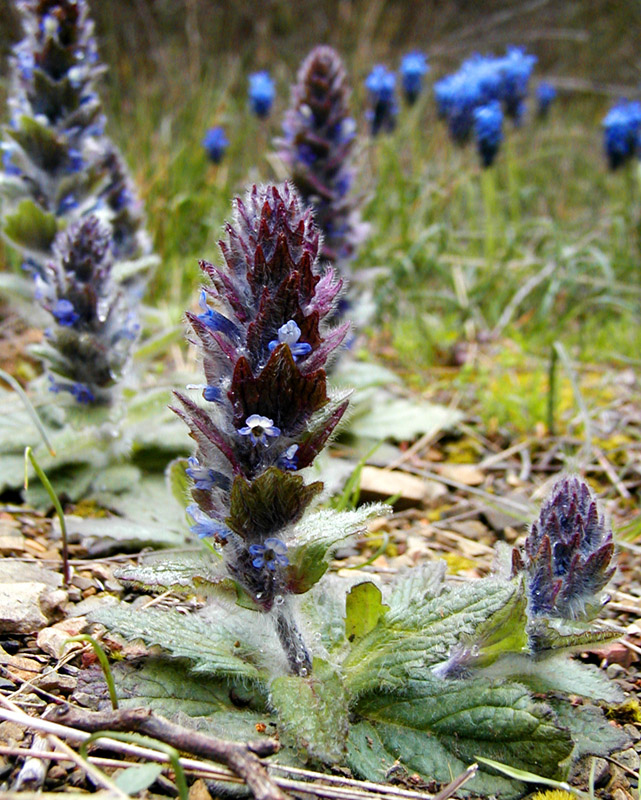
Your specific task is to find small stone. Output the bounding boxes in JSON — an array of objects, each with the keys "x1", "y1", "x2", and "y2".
[
  {"x1": 607, "y1": 663, "x2": 628, "y2": 679},
  {"x1": 67, "y1": 593, "x2": 118, "y2": 618},
  {"x1": 436, "y1": 463, "x2": 485, "y2": 486},
  {"x1": 0, "y1": 534, "x2": 27, "y2": 554},
  {"x1": 47, "y1": 764, "x2": 68, "y2": 782},
  {"x1": 71, "y1": 574, "x2": 94, "y2": 591},
  {"x1": 67, "y1": 586, "x2": 82, "y2": 602},
  {"x1": 37, "y1": 671, "x2": 77, "y2": 694},
  {"x1": 81, "y1": 586, "x2": 97, "y2": 598},
  {"x1": 615, "y1": 748, "x2": 640, "y2": 772},
  {"x1": 189, "y1": 778, "x2": 213, "y2": 800},
  {"x1": 0, "y1": 583, "x2": 67, "y2": 633},
  {"x1": 572, "y1": 755, "x2": 609, "y2": 787},
  {"x1": 0, "y1": 720, "x2": 25, "y2": 745},
  {"x1": 624, "y1": 723, "x2": 640, "y2": 742},
  {"x1": 37, "y1": 617, "x2": 88, "y2": 659},
  {"x1": 0, "y1": 562, "x2": 62, "y2": 587},
  {"x1": 612, "y1": 788, "x2": 634, "y2": 800}
]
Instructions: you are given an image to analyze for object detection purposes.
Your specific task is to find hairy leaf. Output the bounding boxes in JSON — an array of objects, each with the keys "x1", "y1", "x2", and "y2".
[
  {"x1": 115, "y1": 550, "x2": 229, "y2": 596},
  {"x1": 550, "y1": 700, "x2": 630, "y2": 761},
  {"x1": 270, "y1": 657, "x2": 348, "y2": 765},
  {"x1": 3, "y1": 198, "x2": 57, "y2": 254},
  {"x1": 286, "y1": 504, "x2": 389, "y2": 594},
  {"x1": 344, "y1": 569, "x2": 519, "y2": 695},
  {"x1": 349, "y1": 676, "x2": 573, "y2": 797}
]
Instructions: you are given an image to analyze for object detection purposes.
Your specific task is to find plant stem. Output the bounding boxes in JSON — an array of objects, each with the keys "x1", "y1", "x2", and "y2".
[
  {"x1": 274, "y1": 601, "x2": 312, "y2": 676},
  {"x1": 480, "y1": 166, "x2": 498, "y2": 264},
  {"x1": 547, "y1": 344, "x2": 558, "y2": 436}
]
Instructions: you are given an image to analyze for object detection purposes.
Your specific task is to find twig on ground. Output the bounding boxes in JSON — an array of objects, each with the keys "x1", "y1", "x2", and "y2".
[{"x1": 49, "y1": 705, "x2": 287, "y2": 800}]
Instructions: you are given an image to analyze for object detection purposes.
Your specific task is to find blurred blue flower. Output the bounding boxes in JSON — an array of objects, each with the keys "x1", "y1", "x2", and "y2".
[
  {"x1": 249, "y1": 537, "x2": 289, "y2": 570},
  {"x1": 52, "y1": 298, "x2": 80, "y2": 326},
  {"x1": 278, "y1": 444, "x2": 299, "y2": 471},
  {"x1": 498, "y1": 46, "x2": 537, "y2": 124},
  {"x1": 536, "y1": 82, "x2": 557, "y2": 118},
  {"x1": 365, "y1": 65, "x2": 397, "y2": 135},
  {"x1": 400, "y1": 51, "x2": 429, "y2": 105},
  {"x1": 187, "y1": 504, "x2": 230, "y2": 539},
  {"x1": 602, "y1": 99, "x2": 641, "y2": 170},
  {"x1": 473, "y1": 101, "x2": 503, "y2": 167},
  {"x1": 202, "y1": 126, "x2": 229, "y2": 164},
  {"x1": 249, "y1": 71, "x2": 275, "y2": 118}
]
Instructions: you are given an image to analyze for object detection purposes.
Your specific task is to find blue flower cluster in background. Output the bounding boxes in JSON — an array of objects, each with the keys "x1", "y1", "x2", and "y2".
[
  {"x1": 202, "y1": 126, "x2": 229, "y2": 163},
  {"x1": 365, "y1": 64, "x2": 398, "y2": 135},
  {"x1": 536, "y1": 82, "x2": 557, "y2": 118},
  {"x1": 602, "y1": 99, "x2": 641, "y2": 170},
  {"x1": 434, "y1": 47, "x2": 537, "y2": 146},
  {"x1": 400, "y1": 52, "x2": 429, "y2": 105},
  {"x1": 248, "y1": 71, "x2": 276, "y2": 118}
]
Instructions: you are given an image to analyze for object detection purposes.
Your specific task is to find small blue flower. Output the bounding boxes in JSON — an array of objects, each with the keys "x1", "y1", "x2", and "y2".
[
  {"x1": 498, "y1": 46, "x2": 537, "y2": 123},
  {"x1": 278, "y1": 444, "x2": 299, "y2": 471},
  {"x1": 186, "y1": 457, "x2": 229, "y2": 492},
  {"x1": 186, "y1": 382, "x2": 223, "y2": 403},
  {"x1": 66, "y1": 148, "x2": 83, "y2": 172},
  {"x1": 52, "y1": 298, "x2": 80, "y2": 326},
  {"x1": 473, "y1": 101, "x2": 503, "y2": 168},
  {"x1": 536, "y1": 82, "x2": 557, "y2": 118},
  {"x1": 238, "y1": 414, "x2": 281, "y2": 446},
  {"x1": 249, "y1": 537, "x2": 289, "y2": 570},
  {"x1": 400, "y1": 51, "x2": 429, "y2": 105},
  {"x1": 197, "y1": 289, "x2": 241, "y2": 340},
  {"x1": 48, "y1": 375, "x2": 95, "y2": 404},
  {"x1": 57, "y1": 193, "x2": 78, "y2": 214},
  {"x1": 249, "y1": 71, "x2": 275, "y2": 118},
  {"x1": 365, "y1": 65, "x2": 398, "y2": 135},
  {"x1": 2, "y1": 145, "x2": 21, "y2": 176},
  {"x1": 202, "y1": 126, "x2": 229, "y2": 164},
  {"x1": 603, "y1": 99, "x2": 641, "y2": 170},
  {"x1": 268, "y1": 320, "x2": 312, "y2": 360},
  {"x1": 187, "y1": 504, "x2": 230, "y2": 539}
]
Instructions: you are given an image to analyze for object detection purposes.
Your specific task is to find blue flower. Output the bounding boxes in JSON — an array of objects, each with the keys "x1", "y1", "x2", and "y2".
[
  {"x1": 498, "y1": 46, "x2": 537, "y2": 123},
  {"x1": 187, "y1": 504, "x2": 230, "y2": 539},
  {"x1": 52, "y1": 298, "x2": 80, "y2": 326},
  {"x1": 400, "y1": 51, "x2": 429, "y2": 105},
  {"x1": 365, "y1": 65, "x2": 398, "y2": 135},
  {"x1": 603, "y1": 99, "x2": 641, "y2": 170},
  {"x1": 186, "y1": 457, "x2": 230, "y2": 492},
  {"x1": 278, "y1": 444, "x2": 299, "y2": 471},
  {"x1": 536, "y1": 82, "x2": 557, "y2": 118},
  {"x1": 268, "y1": 320, "x2": 312, "y2": 360},
  {"x1": 48, "y1": 376, "x2": 95, "y2": 404},
  {"x1": 249, "y1": 71, "x2": 275, "y2": 118},
  {"x1": 238, "y1": 414, "x2": 281, "y2": 446},
  {"x1": 202, "y1": 126, "x2": 229, "y2": 164},
  {"x1": 67, "y1": 148, "x2": 83, "y2": 172},
  {"x1": 197, "y1": 289, "x2": 241, "y2": 340},
  {"x1": 186, "y1": 382, "x2": 223, "y2": 403},
  {"x1": 57, "y1": 194, "x2": 78, "y2": 214},
  {"x1": 249, "y1": 537, "x2": 289, "y2": 570},
  {"x1": 473, "y1": 101, "x2": 503, "y2": 168}
]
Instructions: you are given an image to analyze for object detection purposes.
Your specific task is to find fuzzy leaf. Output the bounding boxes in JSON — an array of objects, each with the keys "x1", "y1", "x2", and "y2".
[
  {"x1": 343, "y1": 569, "x2": 519, "y2": 695},
  {"x1": 8, "y1": 114, "x2": 67, "y2": 171},
  {"x1": 270, "y1": 657, "x2": 348, "y2": 765},
  {"x1": 550, "y1": 700, "x2": 630, "y2": 761},
  {"x1": 286, "y1": 504, "x2": 389, "y2": 594},
  {"x1": 528, "y1": 617, "x2": 620, "y2": 653},
  {"x1": 90, "y1": 604, "x2": 266, "y2": 682},
  {"x1": 481, "y1": 652, "x2": 624, "y2": 703},
  {"x1": 349, "y1": 677, "x2": 573, "y2": 798},
  {"x1": 227, "y1": 468, "x2": 323, "y2": 539},
  {"x1": 114, "y1": 764, "x2": 163, "y2": 794},
  {"x1": 115, "y1": 550, "x2": 229, "y2": 596},
  {"x1": 166, "y1": 457, "x2": 191, "y2": 508},
  {"x1": 3, "y1": 198, "x2": 58, "y2": 254},
  {"x1": 345, "y1": 582, "x2": 389, "y2": 644}
]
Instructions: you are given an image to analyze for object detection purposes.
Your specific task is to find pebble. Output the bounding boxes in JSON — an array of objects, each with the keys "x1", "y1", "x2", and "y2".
[
  {"x1": 37, "y1": 617, "x2": 88, "y2": 659},
  {"x1": 0, "y1": 721, "x2": 25, "y2": 745},
  {"x1": 607, "y1": 663, "x2": 628, "y2": 679},
  {"x1": 572, "y1": 755, "x2": 609, "y2": 787},
  {"x1": 46, "y1": 765, "x2": 68, "y2": 783},
  {"x1": 0, "y1": 582, "x2": 67, "y2": 633},
  {"x1": 189, "y1": 779, "x2": 213, "y2": 800},
  {"x1": 624, "y1": 723, "x2": 640, "y2": 743},
  {"x1": 612, "y1": 788, "x2": 634, "y2": 800},
  {"x1": 37, "y1": 671, "x2": 77, "y2": 693},
  {"x1": 616, "y1": 748, "x2": 640, "y2": 772}
]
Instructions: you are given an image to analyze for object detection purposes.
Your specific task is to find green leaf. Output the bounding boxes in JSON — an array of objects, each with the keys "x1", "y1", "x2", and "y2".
[
  {"x1": 3, "y1": 198, "x2": 58, "y2": 254},
  {"x1": 270, "y1": 657, "x2": 349, "y2": 765},
  {"x1": 116, "y1": 550, "x2": 228, "y2": 596},
  {"x1": 114, "y1": 764, "x2": 163, "y2": 794},
  {"x1": 348, "y1": 392, "x2": 462, "y2": 442},
  {"x1": 8, "y1": 115, "x2": 67, "y2": 172},
  {"x1": 343, "y1": 568, "x2": 518, "y2": 695},
  {"x1": 91, "y1": 603, "x2": 270, "y2": 683},
  {"x1": 529, "y1": 617, "x2": 620, "y2": 653},
  {"x1": 349, "y1": 676, "x2": 573, "y2": 798},
  {"x1": 166, "y1": 457, "x2": 191, "y2": 508},
  {"x1": 550, "y1": 700, "x2": 631, "y2": 761},
  {"x1": 481, "y1": 653, "x2": 624, "y2": 703},
  {"x1": 345, "y1": 582, "x2": 388, "y2": 644},
  {"x1": 287, "y1": 504, "x2": 390, "y2": 594}
]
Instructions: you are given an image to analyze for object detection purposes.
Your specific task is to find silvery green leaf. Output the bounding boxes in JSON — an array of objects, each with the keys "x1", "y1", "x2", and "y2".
[
  {"x1": 116, "y1": 550, "x2": 228, "y2": 596},
  {"x1": 348, "y1": 676, "x2": 573, "y2": 798},
  {"x1": 550, "y1": 700, "x2": 631, "y2": 761},
  {"x1": 270, "y1": 657, "x2": 349, "y2": 765},
  {"x1": 343, "y1": 568, "x2": 518, "y2": 695}
]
